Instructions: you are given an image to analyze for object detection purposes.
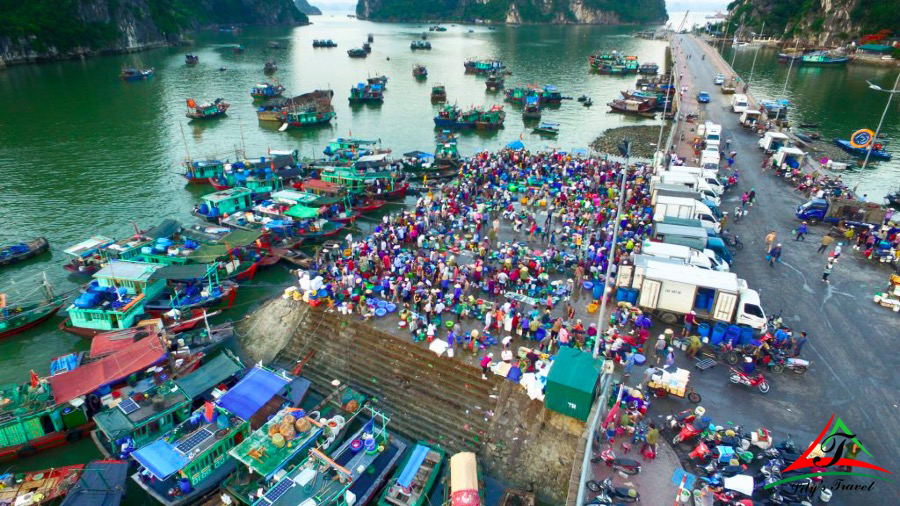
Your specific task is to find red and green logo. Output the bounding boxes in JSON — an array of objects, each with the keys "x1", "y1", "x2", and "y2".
[{"x1": 763, "y1": 413, "x2": 895, "y2": 490}]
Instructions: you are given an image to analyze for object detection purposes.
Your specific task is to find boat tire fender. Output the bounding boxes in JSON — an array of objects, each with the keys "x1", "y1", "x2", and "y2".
[{"x1": 66, "y1": 429, "x2": 83, "y2": 442}]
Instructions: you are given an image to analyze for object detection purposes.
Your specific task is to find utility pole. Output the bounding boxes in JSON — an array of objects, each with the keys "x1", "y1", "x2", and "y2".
[
  {"x1": 747, "y1": 21, "x2": 765, "y2": 87},
  {"x1": 592, "y1": 139, "x2": 631, "y2": 358},
  {"x1": 860, "y1": 73, "x2": 900, "y2": 172}
]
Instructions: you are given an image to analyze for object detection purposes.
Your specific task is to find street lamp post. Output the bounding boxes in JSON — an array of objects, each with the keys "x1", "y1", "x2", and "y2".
[
  {"x1": 860, "y1": 73, "x2": 900, "y2": 172},
  {"x1": 746, "y1": 21, "x2": 765, "y2": 88},
  {"x1": 592, "y1": 139, "x2": 631, "y2": 358}
]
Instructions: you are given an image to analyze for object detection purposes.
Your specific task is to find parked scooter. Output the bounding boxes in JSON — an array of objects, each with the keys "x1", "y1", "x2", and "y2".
[
  {"x1": 665, "y1": 406, "x2": 705, "y2": 431},
  {"x1": 728, "y1": 367, "x2": 770, "y2": 394},
  {"x1": 591, "y1": 447, "x2": 642, "y2": 475},
  {"x1": 768, "y1": 350, "x2": 810, "y2": 374},
  {"x1": 756, "y1": 434, "x2": 801, "y2": 460},
  {"x1": 585, "y1": 477, "x2": 639, "y2": 503},
  {"x1": 673, "y1": 416, "x2": 713, "y2": 445}
]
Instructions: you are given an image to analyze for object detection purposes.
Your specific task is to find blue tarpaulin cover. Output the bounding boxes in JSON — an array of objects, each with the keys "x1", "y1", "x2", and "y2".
[
  {"x1": 61, "y1": 460, "x2": 129, "y2": 506},
  {"x1": 217, "y1": 367, "x2": 288, "y2": 421},
  {"x1": 506, "y1": 140, "x2": 525, "y2": 150},
  {"x1": 397, "y1": 444, "x2": 430, "y2": 489},
  {"x1": 132, "y1": 440, "x2": 190, "y2": 480}
]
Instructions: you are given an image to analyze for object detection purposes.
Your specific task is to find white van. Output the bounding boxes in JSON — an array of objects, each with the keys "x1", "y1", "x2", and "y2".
[
  {"x1": 731, "y1": 94, "x2": 749, "y2": 113},
  {"x1": 668, "y1": 166, "x2": 725, "y2": 192},
  {"x1": 700, "y1": 150, "x2": 721, "y2": 171},
  {"x1": 641, "y1": 241, "x2": 714, "y2": 270},
  {"x1": 704, "y1": 122, "x2": 722, "y2": 151}
]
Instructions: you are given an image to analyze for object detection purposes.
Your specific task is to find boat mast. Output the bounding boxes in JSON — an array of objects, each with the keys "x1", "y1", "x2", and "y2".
[
  {"x1": 179, "y1": 122, "x2": 192, "y2": 161},
  {"x1": 747, "y1": 21, "x2": 765, "y2": 87},
  {"x1": 730, "y1": 13, "x2": 745, "y2": 68}
]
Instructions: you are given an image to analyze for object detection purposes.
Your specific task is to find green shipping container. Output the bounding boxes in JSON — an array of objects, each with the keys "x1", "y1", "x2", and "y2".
[{"x1": 545, "y1": 348, "x2": 602, "y2": 421}]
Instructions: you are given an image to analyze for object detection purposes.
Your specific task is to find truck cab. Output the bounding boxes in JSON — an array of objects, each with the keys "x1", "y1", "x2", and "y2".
[
  {"x1": 737, "y1": 283, "x2": 767, "y2": 330},
  {"x1": 758, "y1": 132, "x2": 789, "y2": 153},
  {"x1": 731, "y1": 94, "x2": 749, "y2": 113},
  {"x1": 795, "y1": 198, "x2": 829, "y2": 223}
]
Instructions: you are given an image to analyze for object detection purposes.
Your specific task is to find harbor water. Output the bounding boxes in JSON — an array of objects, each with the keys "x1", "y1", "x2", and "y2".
[{"x1": 0, "y1": 12, "x2": 897, "y2": 499}]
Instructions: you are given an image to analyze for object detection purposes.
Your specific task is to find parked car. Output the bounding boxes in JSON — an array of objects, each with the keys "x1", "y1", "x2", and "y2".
[{"x1": 714, "y1": 74, "x2": 725, "y2": 85}]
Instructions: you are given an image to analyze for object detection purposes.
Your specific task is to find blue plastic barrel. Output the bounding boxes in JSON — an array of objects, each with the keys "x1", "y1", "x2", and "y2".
[
  {"x1": 593, "y1": 283, "x2": 605, "y2": 300},
  {"x1": 626, "y1": 288, "x2": 638, "y2": 304},
  {"x1": 739, "y1": 326, "x2": 755, "y2": 345},
  {"x1": 695, "y1": 292, "x2": 708, "y2": 310},
  {"x1": 534, "y1": 328, "x2": 547, "y2": 342},
  {"x1": 710, "y1": 325, "x2": 725, "y2": 346},
  {"x1": 698, "y1": 323, "x2": 711, "y2": 338},
  {"x1": 615, "y1": 287, "x2": 627, "y2": 302},
  {"x1": 725, "y1": 325, "x2": 742, "y2": 346}
]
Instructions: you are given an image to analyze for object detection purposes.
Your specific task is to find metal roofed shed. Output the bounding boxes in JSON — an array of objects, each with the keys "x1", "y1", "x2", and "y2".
[
  {"x1": 64, "y1": 236, "x2": 115, "y2": 257},
  {"x1": 544, "y1": 348, "x2": 602, "y2": 421}
]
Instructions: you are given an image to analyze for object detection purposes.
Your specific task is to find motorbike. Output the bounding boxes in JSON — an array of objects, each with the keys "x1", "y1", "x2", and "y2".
[
  {"x1": 585, "y1": 477, "x2": 639, "y2": 503},
  {"x1": 665, "y1": 407, "x2": 704, "y2": 431},
  {"x1": 756, "y1": 434, "x2": 801, "y2": 461},
  {"x1": 728, "y1": 367, "x2": 770, "y2": 394},
  {"x1": 591, "y1": 447, "x2": 642, "y2": 475},
  {"x1": 673, "y1": 417, "x2": 713, "y2": 445},
  {"x1": 721, "y1": 230, "x2": 744, "y2": 251},
  {"x1": 768, "y1": 350, "x2": 809, "y2": 374}
]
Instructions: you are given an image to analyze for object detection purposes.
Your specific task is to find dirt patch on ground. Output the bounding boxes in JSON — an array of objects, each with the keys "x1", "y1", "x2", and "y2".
[{"x1": 592, "y1": 125, "x2": 673, "y2": 159}]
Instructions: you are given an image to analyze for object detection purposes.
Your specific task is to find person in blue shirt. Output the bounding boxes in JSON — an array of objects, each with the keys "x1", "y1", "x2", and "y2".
[
  {"x1": 742, "y1": 356, "x2": 756, "y2": 375},
  {"x1": 795, "y1": 222, "x2": 808, "y2": 241}
]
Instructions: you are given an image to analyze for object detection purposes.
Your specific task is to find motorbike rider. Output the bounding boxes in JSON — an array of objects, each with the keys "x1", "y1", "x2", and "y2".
[{"x1": 742, "y1": 356, "x2": 756, "y2": 375}]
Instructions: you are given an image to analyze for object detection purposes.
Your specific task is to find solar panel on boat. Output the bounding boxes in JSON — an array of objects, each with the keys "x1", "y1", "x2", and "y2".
[
  {"x1": 261, "y1": 479, "x2": 293, "y2": 503},
  {"x1": 117, "y1": 397, "x2": 140, "y2": 415},
  {"x1": 175, "y1": 427, "x2": 214, "y2": 453}
]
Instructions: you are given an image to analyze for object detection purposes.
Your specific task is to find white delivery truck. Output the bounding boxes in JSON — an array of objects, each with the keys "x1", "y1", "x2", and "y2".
[
  {"x1": 618, "y1": 263, "x2": 766, "y2": 329},
  {"x1": 653, "y1": 195, "x2": 721, "y2": 233},
  {"x1": 758, "y1": 131, "x2": 790, "y2": 152},
  {"x1": 704, "y1": 122, "x2": 722, "y2": 151},
  {"x1": 700, "y1": 149, "x2": 721, "y2": 171},
  {"x1": 773, "y1": 146, "x2": 807, "y2": 170},
  {"x1": 650, "y1": 182, "x2": 702, "y2": 204},
  {"x1": 639, "y1": 241, "x2": 726, "y2": 271},
  {"x1": 731, "y1": 94, "x2": 749, "y2": 113},
  {"x1": 656, "y1": 172, "x2": 721, "y2": 206},
  {"x1": 667, "y1": 165, "x2": 725, "y2": 192}
]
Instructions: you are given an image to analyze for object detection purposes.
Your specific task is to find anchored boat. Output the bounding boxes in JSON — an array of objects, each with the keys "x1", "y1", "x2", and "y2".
[
  {"x1": 0, "y1": 237, "x2": 49, "y2": 268},
  {"x1": 185, "y1": 98, "x2": 229, "y2": 120}
]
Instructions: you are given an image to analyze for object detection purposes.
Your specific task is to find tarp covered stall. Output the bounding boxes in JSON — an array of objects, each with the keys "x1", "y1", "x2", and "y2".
[
  {"x1": 216, "y1": 367, "x2": 289, "y2": 421},
  {"x1": 544, "y1": 348, "x2": 602, "y2": 421}
]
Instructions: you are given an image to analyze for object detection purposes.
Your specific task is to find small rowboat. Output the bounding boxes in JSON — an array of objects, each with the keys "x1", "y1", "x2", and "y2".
[
  {"x1": 0, "y1": 237, "x2": 50, "y2": 268},
  {"x1": 353, "y1": 197, "x2": 387, "y2": 213},
  {"x1": 272, "y1": 248, "x2": 314, "y2": 268},
  {"x1": 0, "y1": 295, "x2": 66, "y2": 340}
]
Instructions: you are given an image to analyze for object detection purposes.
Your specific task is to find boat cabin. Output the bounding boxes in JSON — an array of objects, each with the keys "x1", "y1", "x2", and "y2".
[
  {"x1": 0, "y1": 379, "x2": 89, "y2": 458},
  {"x1": 63, "y1": 236, "x2": 115, "y2": 274},
  {"x1": 67, "y1": 261, "x2": 165, "y2": 332},
  {"x1": 92, "y1": 352, "x2": 243, "y2": 459},
  {"x1": 195, "y1": 187, "x2": 254, "y2": 220},
  {"x1": 183, "y1": 160, "x2": 225, "y2": 183}
]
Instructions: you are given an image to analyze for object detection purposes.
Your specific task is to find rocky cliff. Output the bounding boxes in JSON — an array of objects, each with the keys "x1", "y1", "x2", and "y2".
[
  {"x1": 725, "y1": 0, "x2": 900, "y2": 46},
  {"x1": 294, "y1": 0, "x2": 323, "y2": 15},
  {"x1": 356, "y1": 0, "x2": 667, "y2": 24},
  {"x1": 0, "y1": 0, "x2": 306, "y2": 65}
]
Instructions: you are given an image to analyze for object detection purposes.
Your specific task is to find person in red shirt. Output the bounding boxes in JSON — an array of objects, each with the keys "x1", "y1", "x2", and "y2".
[{"x1": 683, "y1": 311, "x2": 696, "y2": 337}]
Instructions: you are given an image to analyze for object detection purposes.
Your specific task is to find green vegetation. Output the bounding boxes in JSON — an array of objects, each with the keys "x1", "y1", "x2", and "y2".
[
  {"x1": 727, "y1": 0, "x2": 900, "y2": 38},
  {"x1": 0, "y1": 0, "x2": 121, "y2": 52},
  {"x1": 360, "y1": 0, "x2": 665, "y2": 23}
]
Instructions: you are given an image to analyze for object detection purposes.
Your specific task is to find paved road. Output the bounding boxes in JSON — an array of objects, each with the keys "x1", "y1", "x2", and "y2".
[{"x1": 660, "y1": 35, "x2": 900, "y2": 505}]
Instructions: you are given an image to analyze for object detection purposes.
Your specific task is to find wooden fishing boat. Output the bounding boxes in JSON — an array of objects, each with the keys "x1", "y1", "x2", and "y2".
[
  {"x1": 0, "y1": 464, "x2": 84, "y2": 505},
  {"x1": 411, "y1": 40, "x2": 432, "y2": 50},
  {"x1": 185, "y1": 54, "x2": 199, "y2": 65},
  {"x1": 363, "y1": 42, "x2": 372, "y2": 53},
  {"x1": 475, "y1": 105, "x2": 505, "y2": 130},
  {"x1": 434, "y1": 104, "x2": 461, "y2": 128},
  {"x1": 250, "y1": 82, "x2": 285, "y2": 100},
  {"x1": 464, "y1": 59, "x2": 504, "y2": 74},
  {"x1": 63, "y1": 235, "x2": 115, "y2": 276},
  {"x1": 120, "y1": 68, "x2": 153, "y2": 81},
  {"x1": 485, "y1": 72, "x2": 504, "y2": 90},
  {"x1": 0, "y1": 237, "x2": 49, "y2": 267},
  {"x1": 272, "y1": 247, "x2": 313, "y2": 268},
  {"x1": 638, "y1": 63, "x2": 659, "y2": 75},
  {"x1": 368, "y1": 75, "x2": 388, "y2": 87},
  {"x1": 353, "y1": 196, "x2": 387, "y2": 213},
  {"x1": 313, "y1": 39, "x2": 338, "y2": 48},
  {"x1": 801, "y1": 51, "x2": 851, "y2": 65},
  {"x1": 193, "y1": 187, "x2": 255, "y2": 222},
  {"x1": 348, "y1": 47, "x2": 368, "y2": 58},
  {"x1": 607, "y1": 98, "x2": 656, "y2": 116},
  {"x1": 349, "y1": 82, "x2": 384, "y2": 103},
  {"x1": 377, "y1": 441, "x2": 445, "y2": 506},
  {"x1": 533, "y1": 121, "x2": 560, "y2": 136},
  {"x1": 0, "y1": 293, "x2": 65, "y2": 340},
  {"x1": 413, "y1": 64, "x2": 428, "y2": 79},
  {"x1": 522, "y1": 95, "x2": 541, "y2": 120},
  {"x1": 185, "y1": 98, "x2": 229, "y2": 120},
  {"x1": 295, "y1": 220, "x2": 346, "y2": 243},
  {"x1": 281, "y1": 105, "x2": 336, "y2": 129},
  {"x1": 182, "y1": 159, "x2": 225, "y2": 184},
  {"x1": 431, "y1": 84, "x2": 447, "y2": 102},
  {"x1": 144, "y1": 277, "x2": 238, "y2": 313}
]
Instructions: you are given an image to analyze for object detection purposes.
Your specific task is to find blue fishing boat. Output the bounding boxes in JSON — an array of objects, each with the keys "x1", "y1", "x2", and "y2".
[
  {"x1": 250, "y1": 83, "x2": 285, "y2": 100},
  {"x1": 801, "y1": 51, "x2": 851, "y2": 65},
  {"x1": 120, "y1": 68, "x2": 153, "y2": 81},
  {"x1": 833, "y1": 139, "x2": 892, "y2": 160},
  {"x1": 434, "y1": 104, "x2": 461, "y2": 128}
]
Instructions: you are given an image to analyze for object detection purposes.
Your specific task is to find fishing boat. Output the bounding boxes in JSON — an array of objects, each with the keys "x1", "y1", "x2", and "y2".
[
  {"x1": 120, "y1": 67, "x2": 153, "y2": 81},
  {"x1": 505, "y1": 86, "x2": 528, "y2": 104},
  {"x1": 539, "y1": 84, "x2": 562, "y2": 104},
  {"x1": 363, "y1": 42, "x2": 372, "y2": 53},
  {"x1": 434, "y1": 104, "x2": 461, "y2": 128},
  {"x1": 132, "y1": 367, "x2": 312, "y2": 506},
  {"x1": 185, "y1": 98, "x2": 229, "y2": 120},
  {"x1": 475, "y1": 105, "x2": 505, "y2": 130},
  {"x1": 90, "y1": 350, "x2": 244, "y2": 459},
  {"x1": 348, "y1": 48, "x2": 368, "y2": 58},
  {"x1": 833, "y1": 139, "x2": 892, "y2": 160},
  {"x1": 533, "y1": 121, "x2": 560, "y2": 136},
  {"x1": 0, "y1": 277, "x2": 65, "y2": 340},
  {"x1": 0, "y1": 237, "x2": 49, "y2": 268},
  {"x1": 185, "y1": 54, "x2": 199, "y2": 65},
  {"x1": 143, "y1": 268, "x2": 239, "y2": 313},
  {"x1": 401, "y1": 151, "x2": 456, "y2": 180},
  {"x1": 410, "y1": 40, "x2": 432, "y2": 50},
  {"x1": 283, "y1": 218, "x2": 347, "y2": 243},
  {"x1": 264, "y1": 60, "x2": 277, "y2": 75},
  {"x1": 63, "y1": 236, "x2": 115, "y2": 276},
  {"x1": 886, "y1": 188, "x2": 900, "y2": 208},
  {"x1": 608, "y1": 98, "x2": 656, "y2": 116},
  {"x1": 464, "y1": 59, "x2": 505, "y2": 74},
  {"x1": 272, "y1": 247, "x2": 314, "y2": 268},
  {"x1": 232, "y1": 44, "x2": 245, "y2": 54},
  {"x1": 182, "y1": 159, "x2": 226, "y2": 184},
  {"x1": 442, "y1": 452, "x2": 485, "y2": 506},
  {"x1": 413, "y1": 64, "x2": 428, "y2": 79},
  {"x1": 352, "y1": 196, "x2": 387, "y2": 213},
  {"x1": 778, "y1": 51, "x2": 804, "y2": 62},
  {"x1": 431, "y1": 84, "x2": 447, "y2": 102},
  {"x1": 222, "y1": 384, "x2": 368, "y2": 504},
  {"x1": 60, "y1": 460, "x2": 130, "y2": 506},
  {"x1": 281, "y1": 106, "x2": 336, "y2": 128},
  {"x1": 248, "y1": 407, "x2": 405, "y2": 506},
  {"x1": 485, "y1": 72, "x2": 504, "y2": 90},
  {"x1": 638, "y1": 63, "x2": 659, "y2": 75},
  {"x1": 349, "y1": 83, "x2": 384, "y2": 103},
  {"x1": 377, "y1": 441, "x2": 445, "y2": 506},
  {"x1": 434, "y1": 131, "x2": 461, "y2": 169},
  {"x1": 0, "y1": 464, "x2": 84, "y2": 505},
  {"x1": 368, "y1": 75, "x2": 388, "y2": 88},
  {"x1": 583, "y1": 98, "x2": 593, "y2": 107},
  {"x1": 250, "y1": 83, "x2": 285, "y2": 100},
  {"x1": 323, "y1": 138, "x2": 382, "y2": 158},
  {"x1": 313, "y1": 39, "x2": 338, "y2": 48},
  {"x1": 801, "y1": 51, "x2": 851, "y2": 65},
  {"x1": 522, "y1": 94, "x2": 541, "y2": 120},
  {"x1": 193, "y1": 187, "x2": 255, "y2": 222}
]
